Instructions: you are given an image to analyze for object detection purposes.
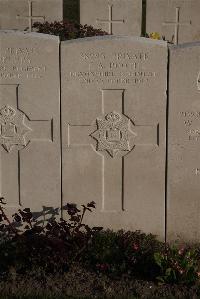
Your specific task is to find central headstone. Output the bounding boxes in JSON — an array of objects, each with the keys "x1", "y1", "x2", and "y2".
[{"x1": 61, "y1": 36, "x2": 167, "y2": 238}]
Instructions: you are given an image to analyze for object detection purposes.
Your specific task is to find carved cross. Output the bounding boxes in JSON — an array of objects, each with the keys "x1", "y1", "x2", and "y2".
[
  {"x1": 162, "y1": 7, "x2": 191, "y2": 45},
  {"x1": 96, "y1": 4, "x2": 124, "y2": 34},
  {"x1": 66, "y1": 89, "x2": 158, "y2": 212},
  {"x1": 16, "y1": 0, "x2": 45, "y2": 32},
  {"x1": 0, "y1": 84, "x2": 53, "y2": 207}
]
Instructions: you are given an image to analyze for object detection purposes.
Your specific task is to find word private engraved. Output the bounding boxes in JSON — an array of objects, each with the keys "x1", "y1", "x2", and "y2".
[
  {"x1": 0, "y1": 105, "x2": 31, "y2": 152},
  {"x1": 91, "y1": 111, "x2": 135, "y2": 158}
]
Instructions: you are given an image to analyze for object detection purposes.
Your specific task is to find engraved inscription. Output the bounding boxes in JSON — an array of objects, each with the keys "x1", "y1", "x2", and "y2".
[
  {"x1": 179, "y1": 111, "x2": 200, "y2": 141},
  {"x1": 0, "y1": 47, "x2": 46, "y2": 80},
  {"x1": 0, "y1": 105, "x2": 31, "y2": 152},
  {"x1": 68, "y1": 51, "x2": 156, "y2": 85},
  {"x1": 90, "y1": 111, "x2": 135, "y2": 158}
]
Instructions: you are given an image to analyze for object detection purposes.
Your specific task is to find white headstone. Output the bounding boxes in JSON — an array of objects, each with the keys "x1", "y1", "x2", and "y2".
[
  {"x1": 80, "y1": 0, "x2": 142, "y2": 36},
  {"x1": 146, "y1": 0, "x2": 200, "y2": 44},
  {"x1": 0, "y1": 0, "x2": 63, "y2": 31},
  {"x1": 168, "y1": 42, "x2": 200, "y2": 242},
  {"x1": 0, "y1": 31, "x2": 61, "y2": 214},
  {"x1": 61, "y1": 36, "x2": 167, "y2": 239}
]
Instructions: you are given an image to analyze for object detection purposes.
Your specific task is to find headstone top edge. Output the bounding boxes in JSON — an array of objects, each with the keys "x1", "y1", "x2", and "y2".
[
  {"x1": 61, "y1": 35, "x2": 168, "y2": 47},
  {"x1": 0, "y1": 30, "x2": 60, "y2": 42},
  {"x1": 169, "y1": 41, "x2": 200, "y2": 50}
]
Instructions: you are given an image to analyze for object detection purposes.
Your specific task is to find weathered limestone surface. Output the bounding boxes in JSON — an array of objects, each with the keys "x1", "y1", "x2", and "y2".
[
  {"x1": 168, "y1": 42, "x2": 200, "y2": 242},
  {"x1": 0, "y1": 31, "x2": 61, "y2": 214},
  {"x1": 61, "y1": 36, "x2": 167, "y2": 239},
  {"x1": 0, "y1": 0, "x2": 63, "y2": 31},
  {"x1": 146, "y1": 0, "x2": 200, "y2": 44},
  {"x1": 80, "y1": 0, "x2": 142, "y2": 36}
]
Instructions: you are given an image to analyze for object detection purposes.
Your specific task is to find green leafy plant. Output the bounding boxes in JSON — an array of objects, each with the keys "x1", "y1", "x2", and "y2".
[
  {"x1": 154, "y1": 245, "x2": 199, "y2": 285},
  {"x1": 82, "y1": 229, "x2": 163, "y2": 279}
]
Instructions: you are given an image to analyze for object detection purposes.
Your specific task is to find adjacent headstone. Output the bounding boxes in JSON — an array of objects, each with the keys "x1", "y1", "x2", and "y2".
[
  {"x1": 167, "y1": 42, "x2": 200, "y2": 242},
  {"x1": 61, "y1": 36, "x2": 167, "y2": 238},
  {"x1": 0, "y1": 31, "x2": 60, "y2": 214},
  {"x1": 0, "y1": 0, "x2": 63, "y2": 31},
  {"x1": 146, "y1": 0, "x2": 200, "y2": 44},
  {"x1": 80, "y1": 0, "x2": 142, "y2": 36}
]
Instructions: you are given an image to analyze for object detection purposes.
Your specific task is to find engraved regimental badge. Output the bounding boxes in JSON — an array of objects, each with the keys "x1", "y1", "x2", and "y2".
[
  {"x1": 91, "y1": 111, "x2": 135, "y2": 158},
  {"x1": 0, "y1": 105, "x2": 31, "y2": 152}
]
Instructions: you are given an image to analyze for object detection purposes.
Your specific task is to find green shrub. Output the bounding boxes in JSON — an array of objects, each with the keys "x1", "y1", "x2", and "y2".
[
  {"x1": 0, "y1": 197, "x2": 102, "y2": 278},
  {"x1": 82, "y1": 229, "x2": 163, "y2": 280},
  {"x1": 1, "y1": 197, "x2": 200, "y2": 286},
  {"x1": 154, "y1": 245, "x2": 199, "y2": 285}
]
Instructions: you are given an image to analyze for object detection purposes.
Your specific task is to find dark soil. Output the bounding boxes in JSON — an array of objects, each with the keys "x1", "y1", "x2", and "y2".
[{"x1": 0, "y1": 263, "x2": 200, "y2": 299}]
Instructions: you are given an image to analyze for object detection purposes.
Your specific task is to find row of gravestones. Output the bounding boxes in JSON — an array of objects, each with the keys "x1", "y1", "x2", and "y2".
[
  {"x1": 80, "y1": 0, "x2": 200, "y2": 44},
  {"x1": 0, "y1": 0, "x2": 200, "y2": 45},
  {"x1": 0, "y1": 30, "x2": 200, "y2": 242}
]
